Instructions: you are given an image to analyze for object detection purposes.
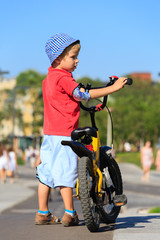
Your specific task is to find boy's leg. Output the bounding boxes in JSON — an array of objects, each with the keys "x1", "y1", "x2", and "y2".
[
  {"x1": 60, "y1": 186, "x2": 79, "y2": 226},
  {"x1": 35, "y1": 182, "x2": 61, "y2": 224},
  {"x1": 38, "y1": 182, "x2": 50, "y2": 211},
  {"x1": 60, "y1": 186, "x2": 74, "y2": 210},
  {"x1": 0, "y1": 169, "x2": 6, "y2": 183}
]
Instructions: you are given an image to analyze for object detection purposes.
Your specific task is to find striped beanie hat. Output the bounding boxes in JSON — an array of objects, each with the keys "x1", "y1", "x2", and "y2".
[{"x1": 45, "y1": 33, "x2": 80, "y2": 64}]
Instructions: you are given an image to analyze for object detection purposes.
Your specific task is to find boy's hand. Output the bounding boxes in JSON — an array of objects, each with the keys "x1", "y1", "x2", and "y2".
[{"x1": 113, "y1": 77, "x2": 128, "y2": 91}]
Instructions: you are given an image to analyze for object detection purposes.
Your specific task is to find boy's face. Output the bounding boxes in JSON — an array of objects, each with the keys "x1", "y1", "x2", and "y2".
[{"x1": 57, "y1": 47, "x2": 79, "y2": 72}]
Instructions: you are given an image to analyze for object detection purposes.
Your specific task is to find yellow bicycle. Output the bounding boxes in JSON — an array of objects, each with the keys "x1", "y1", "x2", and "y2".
[{"x1": 61, "y1": 76, "x2": 132, "y2": 232}]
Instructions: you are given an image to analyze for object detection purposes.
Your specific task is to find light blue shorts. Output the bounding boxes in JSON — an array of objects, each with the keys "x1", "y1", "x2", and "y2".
[{"x1": 37, "y1": 135, "x2": 78, "y2": 189}]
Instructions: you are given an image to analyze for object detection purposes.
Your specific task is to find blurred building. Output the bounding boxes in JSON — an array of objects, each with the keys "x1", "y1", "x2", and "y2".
[
  {"x1": 0, "y1": 78, "x2": 16, "y2": 139},
  {"x1": 129, "y1": 72, "x2": 152, "y2": 84},
  {"x1": 0, "y1": 77, "x2": 16, "y2": 90},
  {"x1": 0, "y1": 78, "x2": 42, "y2": 150}
]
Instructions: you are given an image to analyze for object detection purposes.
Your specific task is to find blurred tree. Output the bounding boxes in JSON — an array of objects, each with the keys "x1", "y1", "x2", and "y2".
[
  {"x1": 4, "y1": 71, "x2": 159, "y2": 150},
  {"x1": 111, "y1": 80, "x2": 160, "y2": 149},
  {"x1": 16, "y1": 69, "x2": 46, "y2": 136},
  {"x1": 16, "y1": 69, "x2": 45, "y2": 87}
]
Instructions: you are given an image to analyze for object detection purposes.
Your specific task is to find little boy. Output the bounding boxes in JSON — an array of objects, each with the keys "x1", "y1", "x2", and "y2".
[{"x1": 35, "y1": 33, "x2": 127, "y2": 226}]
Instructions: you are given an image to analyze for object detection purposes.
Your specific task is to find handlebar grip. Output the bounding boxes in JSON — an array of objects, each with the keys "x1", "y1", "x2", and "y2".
[
  {"x1": 126, "y1": 78, "x2": 133, "y2": 85},
  {"x1": 109, "y1": 76, "x2": 133, "y2": 86}
]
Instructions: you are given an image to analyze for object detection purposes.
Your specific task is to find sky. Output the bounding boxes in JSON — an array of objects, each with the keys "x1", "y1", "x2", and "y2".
[{"x1": 0, "y1": 0, "x2": 160, "y2": 82}]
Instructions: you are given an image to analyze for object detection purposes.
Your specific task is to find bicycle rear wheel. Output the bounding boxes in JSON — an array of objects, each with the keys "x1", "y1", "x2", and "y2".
[
  {"x1": 78, "y1": 156, "x2": 100, "y2": 232},
  {"x1": 99, "y1": 155, "x2": 123, "y2": 223}
]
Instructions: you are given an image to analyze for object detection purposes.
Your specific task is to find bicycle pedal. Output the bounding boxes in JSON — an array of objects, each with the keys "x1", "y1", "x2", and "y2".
[
  {"x1": 72, "y1": 194, "x2": 80, "y2": 199},
  {"x1": 72, "y1": 194, "x2": 77, "y2": 198},
  {"x1": 113, "y1": 194, "x2": 127, "y2": 207}
]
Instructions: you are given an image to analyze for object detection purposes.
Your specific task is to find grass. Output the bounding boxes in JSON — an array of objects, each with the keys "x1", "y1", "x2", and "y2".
[
  {"x1": 116, "y1": 151, "x2": 156, "y2": 170},
  {"x1": 148, "y1": 207, "x2": 160, "y2": 213},
  {"x1": 116, "y1": 152, "x2": 141, "y2": 167}
]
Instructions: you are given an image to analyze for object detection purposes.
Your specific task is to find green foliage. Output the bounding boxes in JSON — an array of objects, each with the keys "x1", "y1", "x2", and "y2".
[
  {"x1": 16, "y1": 69, "x2": 46, "y2": 88},
  {"x1": 111, "y1": 80, "x2": 160, "y2": 148}
]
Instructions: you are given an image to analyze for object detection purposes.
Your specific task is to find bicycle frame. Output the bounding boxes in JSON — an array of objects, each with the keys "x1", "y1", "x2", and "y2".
[
  {"x1": 75, "y1": 129, "x2": 103, "y2": 200},
  {"x1": 62, "y1": 106, "x2": 110, "y2": 202},
  {"x1": 61, "y1": 76, "x2": 133, "y2": 201},
  {"x1": 61, "y1": 77, "x2": 132, "y2": 232}
]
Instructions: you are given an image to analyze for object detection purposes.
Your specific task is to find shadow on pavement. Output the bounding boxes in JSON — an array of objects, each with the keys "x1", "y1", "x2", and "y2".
[
  {"x1": 93, "y1": 214, "x2": 160, "y2": 233},
  {"x1": 115, "y1": 215, "x2": 160, "y2": 229}
]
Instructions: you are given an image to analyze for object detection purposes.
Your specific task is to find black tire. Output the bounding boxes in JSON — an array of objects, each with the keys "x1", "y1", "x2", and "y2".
[
  {"x1": 78, "y1": 156, "x2": 100, "y2": 232},
  {"x1": 99, "y1": 155, "x2": 123, "y2": 224}
]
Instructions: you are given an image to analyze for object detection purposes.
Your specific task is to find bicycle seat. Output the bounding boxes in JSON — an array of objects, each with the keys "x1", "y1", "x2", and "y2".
[{"x1": 71, "y1": 127, "x2": 97, "y2": 141}]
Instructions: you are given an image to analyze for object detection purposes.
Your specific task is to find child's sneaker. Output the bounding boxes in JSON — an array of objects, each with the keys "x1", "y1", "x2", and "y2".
[
  {"x1": 35, "y1": 212, "x2": 61, "y2": 225},
  {"x1": 62, "y1": 211, "x2": 79, "y2": 227}
]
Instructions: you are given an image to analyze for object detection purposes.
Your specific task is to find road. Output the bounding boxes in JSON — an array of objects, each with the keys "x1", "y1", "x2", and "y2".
[
  {"x1": 0, "y1": 163, "x2": 160, "y2": 240},
  {"x1": 0, "y1": 188, "x2": 114, "y2": 240}
]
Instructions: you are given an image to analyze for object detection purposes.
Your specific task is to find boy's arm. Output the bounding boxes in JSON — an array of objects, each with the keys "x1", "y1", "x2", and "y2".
[
  {"x1": 73, "y1": 77, "x2": 127, "y2": 101},
  {"x1": 88, "y1": 77, "x2": 127, "y2": 99}
]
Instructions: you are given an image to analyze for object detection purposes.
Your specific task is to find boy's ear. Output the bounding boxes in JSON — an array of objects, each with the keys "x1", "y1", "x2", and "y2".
[{"x1": 55, "y1": 56, "x2": 61, "y2": 64}]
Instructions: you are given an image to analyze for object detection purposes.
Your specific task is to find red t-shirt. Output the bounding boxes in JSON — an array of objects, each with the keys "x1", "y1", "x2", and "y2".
[{"x1": 43, "y1": 67, "x2": 80, "y2": 136}]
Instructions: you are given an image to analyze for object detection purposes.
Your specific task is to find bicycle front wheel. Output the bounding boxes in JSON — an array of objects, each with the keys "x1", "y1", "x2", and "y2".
[{"x1": 78, "y1": 156, "x2": 100, "y2": 232}]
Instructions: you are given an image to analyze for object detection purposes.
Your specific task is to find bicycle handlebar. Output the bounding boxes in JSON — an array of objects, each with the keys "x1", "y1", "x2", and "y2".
[{"x1": 80, "y1": 76, "x2": 133, "y2": 112}]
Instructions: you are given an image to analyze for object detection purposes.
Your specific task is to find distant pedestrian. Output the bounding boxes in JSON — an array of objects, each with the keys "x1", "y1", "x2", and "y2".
[
  {"x1": 25, "y1": 148, "x2": 31, "y2": 163},
  {"x1": 140, "y1": 141, "x2": 154, "y2": 182},
  {"x1": 7, "y1": 146, "x2": 17, "y2": 183},
  {"x1": 124, "y1": 142, "x2": 131, "y2": 152},
  {"x1": 0, "y1": 144, "x2": 8, "y2": 183},
  {"x1": 155, "y1": 148, "x2": 160, "y2": 171},
  {"x1": 29, "y1": 146, "x2": 39, "y2": 168},
  {"x1": 136, "y1": 141, "x2": 140, "y2": 152}
]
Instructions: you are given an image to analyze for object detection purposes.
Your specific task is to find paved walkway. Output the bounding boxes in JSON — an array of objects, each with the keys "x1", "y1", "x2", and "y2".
[
  {"x1": 115, "y1": 163, "x2": 160, "y2": 240},
  {"x1": 0, "y1": 163, "x2": 160, "y2": 239},
  {"x1": 0, "y1": 165, "x2": 38, "y2": 213},
  {"x1": 119, "y1": 163, "x2": 160, "y2": 187}
]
